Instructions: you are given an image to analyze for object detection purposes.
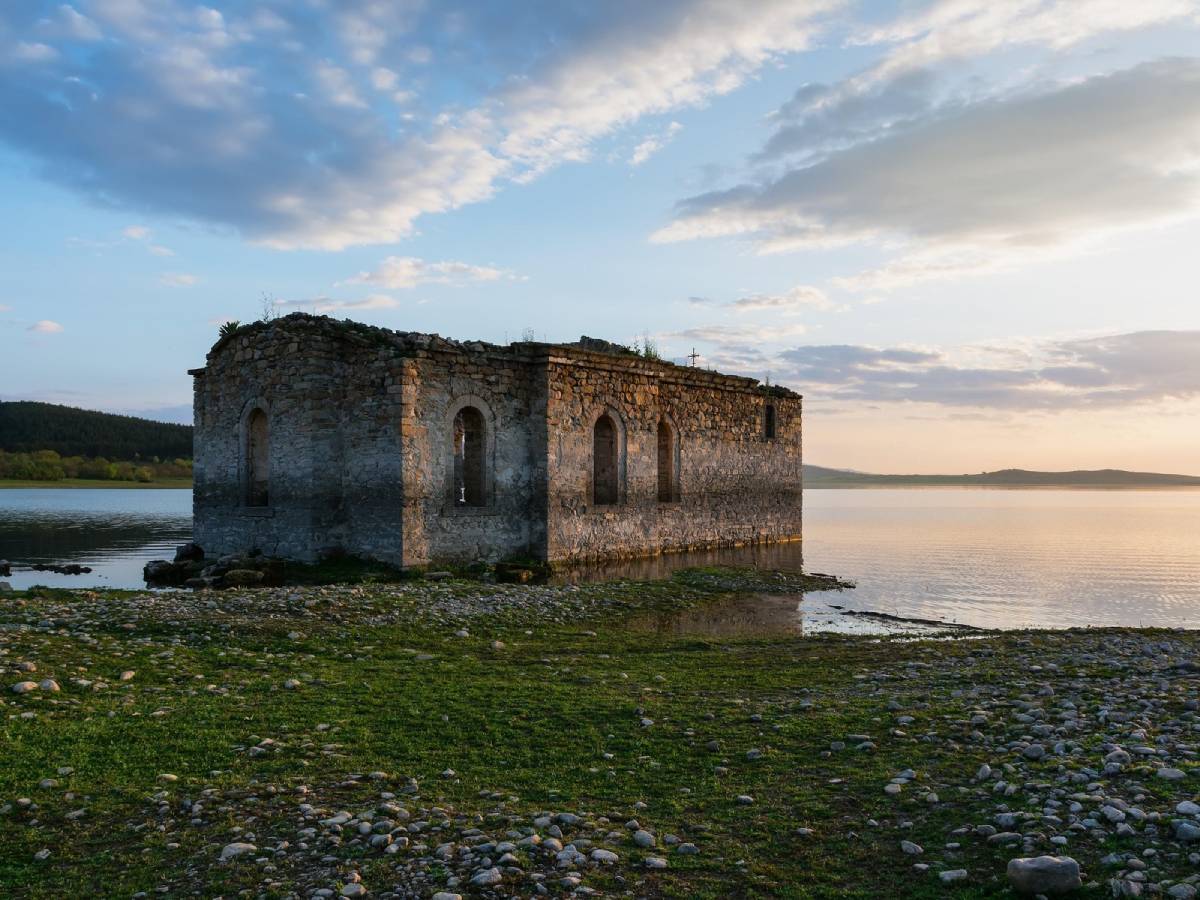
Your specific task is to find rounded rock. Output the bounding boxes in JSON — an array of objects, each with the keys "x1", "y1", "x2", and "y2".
[{"x1": 1006, "y1": 856, "x2": 1082, "y2": 895}]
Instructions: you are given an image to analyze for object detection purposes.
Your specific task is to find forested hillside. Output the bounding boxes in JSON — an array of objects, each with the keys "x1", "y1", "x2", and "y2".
[{"x1": 0, "y1": 402, "x2": 192, "y2": 459}]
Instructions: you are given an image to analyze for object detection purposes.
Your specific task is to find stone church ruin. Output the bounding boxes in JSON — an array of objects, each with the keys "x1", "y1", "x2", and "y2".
[{"x1": 189, "y1": 314, "x2": 802, "y2": 568}]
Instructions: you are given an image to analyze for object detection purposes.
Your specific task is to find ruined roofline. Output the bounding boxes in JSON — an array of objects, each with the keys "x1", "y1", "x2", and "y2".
[{"x1": 191, "y1": 312, "x2": 800, "y2": 398}]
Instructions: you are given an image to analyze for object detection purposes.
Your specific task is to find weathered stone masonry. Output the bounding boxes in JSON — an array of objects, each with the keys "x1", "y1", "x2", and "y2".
[{"x1": 190, "y1": 314, "x2": 802, "y2": 567}]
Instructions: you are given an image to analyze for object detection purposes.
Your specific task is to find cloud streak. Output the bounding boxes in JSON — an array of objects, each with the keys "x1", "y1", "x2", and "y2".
[
  {"x1": 344, "y1": 256, "x2": 515, "y2": 290},
  {"x1": 777, "y1": 331, "x2": 1200, "y2": 410}
]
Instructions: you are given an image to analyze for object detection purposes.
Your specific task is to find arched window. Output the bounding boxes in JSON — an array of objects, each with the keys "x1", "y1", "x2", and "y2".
[
  {"x1": 657, "y1": 418, "x2": 678, "y2": 502},
  {"x1": 593, "y1": 414, "x2": 618, "y2": 506},
  {"x1": 453, "y1": 406, "x2": 486, "y2": 507},
  {"x1": 764, "y1": 403, "x2": 777, "y2": 440},
  {"x1": 246, "y1": 408, "x2": 269, "y2": 507}
]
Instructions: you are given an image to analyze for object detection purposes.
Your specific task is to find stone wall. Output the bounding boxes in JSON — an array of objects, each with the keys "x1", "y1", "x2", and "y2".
[
  {"x1": 396, "y1": 348, "x2": 546, "y2": 567},
  {"x1": 542, "y1": 351, "x2": 802, "y2": 562},
  {"x1": 191, "y1": 314, "x2": 802, "y2": 568},
  {"x1": 192, "y1": 318, "x2": 407, "y2": 563}
]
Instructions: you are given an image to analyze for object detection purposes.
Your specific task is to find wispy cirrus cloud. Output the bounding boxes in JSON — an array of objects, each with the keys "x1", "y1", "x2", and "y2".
[
  {"x1": 343, "y1": 256, "x2": 516, "y2": 290},
  {"x1": 630, "y1": 121, "x2": 683, "y2": 166},
  {"x1": 160, "y1": 273, "x2": 199, "y2": 287},
  {"x1": 28, "y1": 319, "x2": 63, "y2": 333},
  {"x1": 274, "y1": 293, "x2": 400, "y2": 314},
  {"x1": 730, "y1": 285, "x2": 834, "y2": 313}
]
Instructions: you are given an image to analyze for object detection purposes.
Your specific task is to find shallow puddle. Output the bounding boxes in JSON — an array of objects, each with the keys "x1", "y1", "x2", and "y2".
[{"x1": 627, "y1": 592, "x2": 973, "y2": 638}]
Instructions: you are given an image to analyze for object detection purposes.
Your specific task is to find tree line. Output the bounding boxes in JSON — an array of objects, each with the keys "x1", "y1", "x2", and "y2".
[
  {"x1": 0, "y1": 449, "x2": 192, "y2": 483},
  {"x1": 0, "y1": 401, "x2": 192, "y2": 459}
]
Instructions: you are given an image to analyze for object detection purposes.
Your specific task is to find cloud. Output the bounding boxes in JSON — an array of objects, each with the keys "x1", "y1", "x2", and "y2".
[
  {"x1": 28, "y1": 320, "x2": 63, "y2": 333},
  {"x1": 731, "y1": 285, "x2": 834, "y2": 313},
  {"x1": 160, "y1": 273, "x2": 199, "y2": 287},
  {"x1": 344, "y1": 256, "x2": 514, "y2": 290},
  {"x1": 148, "y1": 244, "x2": 175, "y2": 257},
  {"x1": 122, "y1": 225, "x2": 150, "y2": 240},
  {"x1": 274, "y1": 293, "x2": 400, "y2": 314},
  {"x1": 0, "y1": 0, "x2": 839, "y2": 250},
  {"x1": 655, "y1": 58, "x2": 1200, "y2": 281},
  {"x1": 772, "y1": 0, "x2": 1199, "y2": 166},
  {"x1": 630, "y1": 121, "x2": 683, "y2": 166},
  {"x1": 0, "y1": 303, "x2": 10, "y2": 312},
  {"x1": 853, "y1": 0, "x2": 1195, "y2": 79},
  {"x1": 50, "y1": 5, "x2": 103, "y2": 42},
  {"x1": 12, "y1": 41, "x2": 58, "y2": 62},
  {"x1": 777, "y1": 330, "x2": 1200, "y2": 410}
]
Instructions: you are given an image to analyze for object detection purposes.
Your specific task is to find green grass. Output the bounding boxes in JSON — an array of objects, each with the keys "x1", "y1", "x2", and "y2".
[
  {"x1": 0, "y1": 577, "x2": 1193, "y2": 897},
  {"x1": 0, "y1": 478, "x2": 192, "y2": 489}
]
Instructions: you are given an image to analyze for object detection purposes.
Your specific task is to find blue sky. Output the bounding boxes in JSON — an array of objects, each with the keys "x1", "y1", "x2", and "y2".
[{"x1": 2, "y1": 0, "x2": 1199, "y2": 472}]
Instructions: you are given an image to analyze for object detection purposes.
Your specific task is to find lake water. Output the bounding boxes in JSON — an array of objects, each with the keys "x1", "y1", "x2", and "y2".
[{"x1": 2, "y1": 487, "x2": 1200, "y2": 630}]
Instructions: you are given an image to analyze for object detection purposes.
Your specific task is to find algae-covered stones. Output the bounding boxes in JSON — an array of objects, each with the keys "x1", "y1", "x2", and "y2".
[
  {"x1": 223, "y1": 569, "x2": 265, "y2": 587},
  {"x1": 11, "y1": 681, "x2": 38, "y2": 694},
  {"x1": 38, "y1": 679, "x2": 60, "y2": 693},
  {"x1": 1159, "y1": 768, "x2": 1188, "y2": 781},
  {"x1": 1006, "y1": 856, "x2": 1082, "y2": 895}
]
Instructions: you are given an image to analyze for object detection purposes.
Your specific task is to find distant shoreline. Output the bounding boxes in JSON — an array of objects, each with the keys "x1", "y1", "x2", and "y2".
[
  {"x1": 0, "y1": 478, "x2": 192, "y2": 489},
  {"x1": 3, "y1": 479, "x2": 1199, "y2": 492},
  {"x1": 804, "y1": 482, "x2": 1200, "y2": 490}
]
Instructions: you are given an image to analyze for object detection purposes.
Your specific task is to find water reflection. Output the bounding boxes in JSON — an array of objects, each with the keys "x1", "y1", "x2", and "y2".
[
  {"x1": 629, "y1": 592, "x2": 806, "y2": 638},
  {"x1": 627, "y1": 591, "x2": 962, "y2": 637},
  {"x1": 0, "y1": 489, "x2": 191, "y2": 590},
  {"x1": 2, "y1": 487, "x2": 1200, "y2": 632},
  {"x1": 553, "y1": 541, "x2": 808, "y2": 583}
]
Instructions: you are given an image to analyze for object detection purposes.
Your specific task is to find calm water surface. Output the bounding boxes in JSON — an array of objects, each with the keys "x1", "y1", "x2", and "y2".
[
  {"x1": 2, "y1": 487, "x2": 1199, "y2": 630},
  {"x1": 0, "y1": 489, "x2": 191, "y2": 590}
]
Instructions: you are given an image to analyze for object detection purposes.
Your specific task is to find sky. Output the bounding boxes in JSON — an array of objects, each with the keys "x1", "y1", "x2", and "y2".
[{"x1": 1, "y1": 0, "x2": 1199, "y2": 474}]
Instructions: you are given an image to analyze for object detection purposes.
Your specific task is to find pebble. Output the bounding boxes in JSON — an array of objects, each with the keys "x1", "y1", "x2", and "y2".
[
  {"x1": 219, "y1": 842, "x2": 257, "y2": 861},
  {"x1": 939, "y1": 869, "x2": 968, "y2": 884},
  {"x1": 644, "y1": 857, "x2": 668, "y2": 869},
  {"x1": 470, "y1": 867, "x2": 502, "y2": 886}
]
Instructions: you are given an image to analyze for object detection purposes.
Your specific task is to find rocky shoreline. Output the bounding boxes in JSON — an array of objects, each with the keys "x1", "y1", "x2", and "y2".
[{"x1": 2, "y1": 575, "x2": 1200, "y2": 897}]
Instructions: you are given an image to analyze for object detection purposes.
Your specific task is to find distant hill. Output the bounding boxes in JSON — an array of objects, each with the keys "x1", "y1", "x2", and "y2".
[
  {"x1": 803, "y1": 464, "x2": 1200, "y2": 487},
  {"x1": 0, "y1": 402, "x2": 192, "y2": 460}
]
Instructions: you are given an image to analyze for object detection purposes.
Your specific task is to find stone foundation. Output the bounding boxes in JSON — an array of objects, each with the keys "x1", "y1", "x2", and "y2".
[{"x1": 190, "y1": 314, "x2": 802, "y2": 567}]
